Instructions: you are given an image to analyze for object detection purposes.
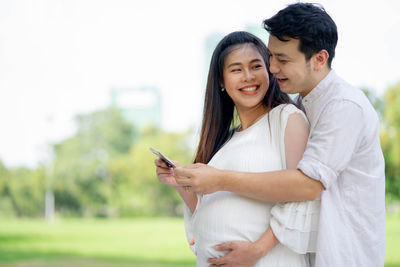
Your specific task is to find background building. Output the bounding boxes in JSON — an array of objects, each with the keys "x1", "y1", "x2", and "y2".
[{"x1": 110, "y1": 87, "x2": 161, "y2": 130}]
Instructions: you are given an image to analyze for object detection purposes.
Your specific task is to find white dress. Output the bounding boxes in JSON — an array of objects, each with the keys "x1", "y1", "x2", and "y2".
[{"x1": 184, "y1": 104, "x2": 320, "y2": 267}]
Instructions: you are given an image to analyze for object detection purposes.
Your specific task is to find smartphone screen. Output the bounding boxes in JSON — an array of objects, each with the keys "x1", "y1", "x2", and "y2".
[{"x1": 150, "y1": 147, "x2": 176, "y2": 168}]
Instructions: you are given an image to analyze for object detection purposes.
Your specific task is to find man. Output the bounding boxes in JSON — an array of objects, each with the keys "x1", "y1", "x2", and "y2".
[{"x1": 175, "y1": 3, "x2": 385, "y2": 267}]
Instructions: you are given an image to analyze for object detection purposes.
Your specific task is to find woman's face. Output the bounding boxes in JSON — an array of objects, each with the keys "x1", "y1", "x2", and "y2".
[{"x1": 222, "y1": 43, "x2": 269, "y2": 113}]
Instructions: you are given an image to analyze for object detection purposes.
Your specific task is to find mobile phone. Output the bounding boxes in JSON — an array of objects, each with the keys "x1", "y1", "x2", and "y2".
[{"x1": 150, "y1": 147, "x2": 176, "y2": 168}]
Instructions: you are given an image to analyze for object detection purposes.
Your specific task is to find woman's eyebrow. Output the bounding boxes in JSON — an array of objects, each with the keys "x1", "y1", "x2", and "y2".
[{"x1": 227, "y1": 59, "x2": 262, "y2": 68}]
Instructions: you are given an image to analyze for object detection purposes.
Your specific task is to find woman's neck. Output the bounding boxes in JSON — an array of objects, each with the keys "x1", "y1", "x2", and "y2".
[{"x1": 236, "y1": 105, "x2": 270, "y2": 131}]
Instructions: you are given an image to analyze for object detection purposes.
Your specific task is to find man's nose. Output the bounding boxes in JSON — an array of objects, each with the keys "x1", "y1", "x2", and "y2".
[{"x1": 269, "y1": 58, "x2": 279, "y2": 74}]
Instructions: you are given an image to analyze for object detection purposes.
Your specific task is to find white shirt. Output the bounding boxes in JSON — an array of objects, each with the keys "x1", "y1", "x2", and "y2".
[{"x1": 297, "y1": 70, "x2": 386, "y2": 267}]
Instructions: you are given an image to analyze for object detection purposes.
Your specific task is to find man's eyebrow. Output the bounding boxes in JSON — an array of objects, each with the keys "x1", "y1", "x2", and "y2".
[
  {"x1": 227, "y1": 59, "x2": 263, "y2": 68},
  {"x1": 270, "y1": 52, "x2": 290, "y2": 59}
]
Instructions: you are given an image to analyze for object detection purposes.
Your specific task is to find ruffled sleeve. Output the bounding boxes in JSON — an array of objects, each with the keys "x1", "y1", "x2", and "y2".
[
  {"x1": 183, "y1": 194, "x2": 202, "y2": 255},
  {"x1": 269, "y1": 104, "x2": 320, "y2": 254},
  {"x1": 270, "y1": 198, "x2": 320, "y2": 253}
]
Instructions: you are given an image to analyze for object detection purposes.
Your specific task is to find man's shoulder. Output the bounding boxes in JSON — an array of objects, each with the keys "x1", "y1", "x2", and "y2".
[{"x1": 326, "y1": 75, "x2": 376, "y2": 116}]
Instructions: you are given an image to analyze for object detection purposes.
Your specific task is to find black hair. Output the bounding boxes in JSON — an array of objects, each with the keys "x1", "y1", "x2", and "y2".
[
  {"x1": 194, "y1": 31, "x2": 295, "y2": 164},
  {"x1": 263, "y1": 2, "x2": 338, "y2": 67}
]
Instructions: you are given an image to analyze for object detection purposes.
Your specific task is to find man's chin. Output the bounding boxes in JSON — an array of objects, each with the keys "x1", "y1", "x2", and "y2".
[{"x1": 279, "y1": 87, "x2": 292, "y2": 94}]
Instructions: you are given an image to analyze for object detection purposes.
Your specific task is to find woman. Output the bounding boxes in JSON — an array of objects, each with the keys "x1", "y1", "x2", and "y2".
[{"x1": 155, "y1": 31, "x2": 319, "y2": 266}]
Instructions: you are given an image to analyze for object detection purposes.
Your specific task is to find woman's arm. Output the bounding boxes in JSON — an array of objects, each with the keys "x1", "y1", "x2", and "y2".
[
  {"x1": 155, "y1": 158, "x2": 197, "y2": 212},
  {"x1": 269, "y1": 112, "x2": 319, "y2": 254},
  {"x1": 284, "y1": 112, "x2": 309, "y2": 170},
  {"x1": 208, "y1": 226, "x2": 279, "y2": 266}
]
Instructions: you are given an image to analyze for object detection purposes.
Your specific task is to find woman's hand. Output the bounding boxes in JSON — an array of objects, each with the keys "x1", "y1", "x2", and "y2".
[
  {"x1": 155, "y1": 158, "x2": 198, "y2": 212},
  {"x1": 154, "y1": 158, "x2": 180, "y2": 187},
  {"x1": 208, "y1": 226, "x2": 279, "y2": 266},
  {"x1": 207, "y1": 241, "x2": 263, "y2": 267}
]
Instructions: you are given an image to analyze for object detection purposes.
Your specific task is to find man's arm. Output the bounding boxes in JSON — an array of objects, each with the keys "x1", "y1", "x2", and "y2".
[
  {"x1": 174, "y1": 152, "x2": 324, "y2": 202},
  {"x1": 223, "y1": 168, "x2": 323, "y2": 202},
  {"x1": 176, "y1": 100, "x2": 365, "y2": 202}
]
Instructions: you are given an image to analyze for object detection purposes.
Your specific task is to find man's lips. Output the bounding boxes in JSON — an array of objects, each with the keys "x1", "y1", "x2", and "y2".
[{"x1": 276, "y1": 78, "x2": 288, "y2": 83}]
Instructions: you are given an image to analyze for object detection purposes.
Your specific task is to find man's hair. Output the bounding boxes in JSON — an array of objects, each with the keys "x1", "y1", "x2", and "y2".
[{"x1": 263, "y1": 2, "x2": 338, "y2": 68}]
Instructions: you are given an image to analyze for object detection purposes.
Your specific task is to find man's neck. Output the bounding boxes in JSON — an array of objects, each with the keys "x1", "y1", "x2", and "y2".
[{"x1": 301, "y1": 68, "x2": 331, "y2": 98}]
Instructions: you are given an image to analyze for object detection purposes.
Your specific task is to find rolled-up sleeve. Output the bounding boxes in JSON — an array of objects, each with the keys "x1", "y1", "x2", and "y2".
[{"x1": 298, "y1": 100, "x2": 364, "y2": 189}]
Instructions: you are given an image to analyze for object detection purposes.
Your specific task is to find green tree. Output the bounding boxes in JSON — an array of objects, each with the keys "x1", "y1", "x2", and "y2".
[
  {"x1": 0, "y1": 160, "x2": 14, "y2": 217},
  {"x1": 381, "y1": 82, "x2": 400, "y2": 200},
  {"x1": 125, "y1": 126, "x2": 194, "y2": 216},
  {"x1": 0, "y1": 164, "x2": 46, "y2": 217},
  {"x1": 52, "y1": 108, "x2": 136, "y2": 216},
  {"x1": 51, "y1": 107, "x2": 194, "y2": 217}
]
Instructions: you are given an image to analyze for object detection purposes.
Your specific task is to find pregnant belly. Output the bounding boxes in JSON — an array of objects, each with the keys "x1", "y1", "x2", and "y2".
[{"x1": 192, "y1": 191, "x2": 273, "y2": 259}]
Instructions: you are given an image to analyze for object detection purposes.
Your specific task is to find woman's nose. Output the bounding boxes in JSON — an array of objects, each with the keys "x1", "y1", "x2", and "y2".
[{"x1": 243, "y1": 69, "x2": 255, "y2": 81}]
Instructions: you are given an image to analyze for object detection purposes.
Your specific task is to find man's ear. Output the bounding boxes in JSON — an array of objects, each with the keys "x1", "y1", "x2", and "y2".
[{"x1": 313, "y1": 49, "x2": 329, "y2": 71}]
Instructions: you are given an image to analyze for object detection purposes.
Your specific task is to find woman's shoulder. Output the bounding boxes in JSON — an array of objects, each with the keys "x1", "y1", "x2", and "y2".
[
  {"x1": 270, "y1": 103, "x2": 303, "y2": 115},
  {"x1": 270, "y1": 103, "x2": 308, "y2": 125}
]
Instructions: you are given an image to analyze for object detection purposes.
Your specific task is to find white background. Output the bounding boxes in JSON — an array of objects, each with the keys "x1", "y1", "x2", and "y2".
[{"x1": 1, "y1": 0, "x2": 399, "y2": 167}]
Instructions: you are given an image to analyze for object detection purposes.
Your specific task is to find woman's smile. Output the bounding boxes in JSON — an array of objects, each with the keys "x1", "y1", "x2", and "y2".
[{"x1": 239, "y1": 85, "x2": 259, "y2": 95}]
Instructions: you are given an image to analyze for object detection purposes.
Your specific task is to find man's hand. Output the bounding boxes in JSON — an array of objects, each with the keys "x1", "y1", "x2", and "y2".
[
  {"x1": 207, "y1": 241, "x2": 263, "y2": 267},
  {"x1": 174, "y1": 163, "x2": 224, "y2": 195}
]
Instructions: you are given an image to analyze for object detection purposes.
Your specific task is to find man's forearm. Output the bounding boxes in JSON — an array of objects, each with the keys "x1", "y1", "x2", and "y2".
[{"x1": 220, "y1": 169, "x2": 323, "y2": 202}]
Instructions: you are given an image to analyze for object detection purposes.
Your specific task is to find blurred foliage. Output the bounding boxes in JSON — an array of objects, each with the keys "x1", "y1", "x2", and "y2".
[
  {"x1": 0, "y1": 107, "x2": 193, "y2": 218},
  {"x1": 2, "y1": 82, "x2": 400, "y2": 218},
  {"x1": 363, "y1": 83, "x2": 400, "y2": 202},
  {"x1": 380, "y1": 82, "x2": 400, "y2": 201}
]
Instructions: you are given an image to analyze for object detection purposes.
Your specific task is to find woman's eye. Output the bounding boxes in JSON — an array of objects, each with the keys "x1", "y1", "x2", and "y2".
[
  {"x1": 231, "y1": 68, "x2": 241, "y2": 72},
  {"x1": 253, "y1": 64, "x2": 263, "y2": 69}
]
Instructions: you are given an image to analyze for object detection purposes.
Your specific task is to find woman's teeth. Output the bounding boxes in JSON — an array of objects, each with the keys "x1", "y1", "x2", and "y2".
[{"x1": 241, "y1": 86, "x2": 257, "y2": 92}]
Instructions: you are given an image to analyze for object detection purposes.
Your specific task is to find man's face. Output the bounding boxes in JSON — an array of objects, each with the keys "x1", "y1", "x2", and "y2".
[{"x1": 268, "y1": 35, "x2": 316, "y2": 97}]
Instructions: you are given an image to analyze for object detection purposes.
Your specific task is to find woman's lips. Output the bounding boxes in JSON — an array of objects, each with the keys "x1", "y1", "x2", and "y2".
[{"x1": 240, "y1": 85, "x2": 259, "y2": 95}]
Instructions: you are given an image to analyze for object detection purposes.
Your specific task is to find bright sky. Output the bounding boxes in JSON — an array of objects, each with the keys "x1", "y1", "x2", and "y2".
[{"x1": 1, "y1": 0, "x2": 400, "y2": 168}]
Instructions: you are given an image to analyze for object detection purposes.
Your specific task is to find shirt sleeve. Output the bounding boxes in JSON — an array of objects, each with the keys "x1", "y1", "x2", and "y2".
[
  {"x1": 270, "y1": 200, "x2": 320, "y2": 254},
  {"x1": 297, "y1": 99, "x2": 364, "y2": 189},
  {"x1": 269, "y1": 104, "x2": 320, "y2": 254}
]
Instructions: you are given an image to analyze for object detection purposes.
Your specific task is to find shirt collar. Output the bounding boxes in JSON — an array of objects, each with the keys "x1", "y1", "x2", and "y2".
[{"x1": 301, "y1": 69, "x2": 336, "y2": 113}]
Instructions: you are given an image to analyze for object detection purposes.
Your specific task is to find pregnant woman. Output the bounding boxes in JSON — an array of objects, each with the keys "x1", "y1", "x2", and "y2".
[{"x1": 155, "y1": 31, "x2": 319, "y2": 266}]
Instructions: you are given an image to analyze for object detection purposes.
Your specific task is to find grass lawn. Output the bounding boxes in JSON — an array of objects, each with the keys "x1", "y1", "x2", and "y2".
[
  {"x1": 0, "y1": 217, "x2": 195, "y2": 266},
  {"x1": 0, "y1": 214, "x2": 398, "y2": 267}
]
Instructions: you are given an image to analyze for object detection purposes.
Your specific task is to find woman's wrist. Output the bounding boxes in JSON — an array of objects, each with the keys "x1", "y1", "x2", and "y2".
[
  {"x1": 250, "y1": 239, "x2": 268, "y2": 259},
  {"x1": 253, "y1": 226, "x2": 280, "y2": 257}
]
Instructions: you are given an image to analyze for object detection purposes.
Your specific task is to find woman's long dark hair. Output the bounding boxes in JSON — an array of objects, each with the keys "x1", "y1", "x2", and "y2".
[{"x1": 194, "y1": 31, "x2": 295, "y2": 164}]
